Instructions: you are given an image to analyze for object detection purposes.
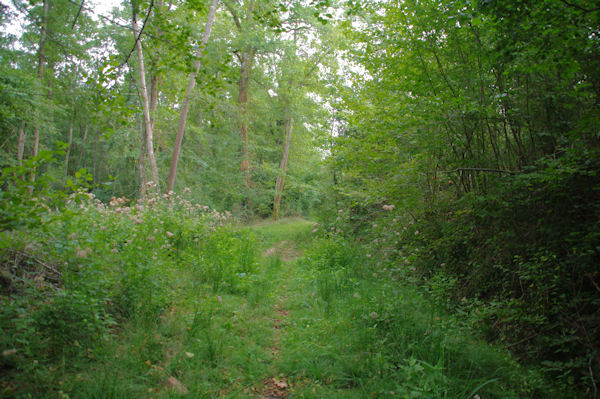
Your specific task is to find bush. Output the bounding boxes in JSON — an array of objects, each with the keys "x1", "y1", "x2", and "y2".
[
  {"x1": 0, "y1": 184, "x2": 248, "y2": 396},
  {"x1": 405, "y1": 148, "x2": 600, "y2": 393}
]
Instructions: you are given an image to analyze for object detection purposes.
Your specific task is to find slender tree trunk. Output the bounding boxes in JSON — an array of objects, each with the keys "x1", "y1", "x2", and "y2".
[
  {"x1": 132, "y1": 4, "x2": 159, "y2": 190},
  {"x1": 167, "y1": 0, "x2": 217, "y2": 192},
  {"x1": 239, "y1": 50, "x2": 255, "y2": 209},
  {"x1": 148, "y1": 0, "x2": 167, "y2": 154},
  {"x1": 92, "y1": 130, "x2": 98, "y2": 185},
  {"x1": 17, "y1": 124, "x2": 26, "y2": 166},
  {"x1": 78, "y1": 124, "x2": 88, "y2": 169},
  {"x1": 64, "y1": 124, "x2": 73, "y2": 174},
  {"x1": 224, "y1": 0, "x2": 255, "y2": 214},
  {"x1": 138, "y1": 115, "x2": 147, "y2": 196},
  {"x1": 273, "y1": 114, "x2": 294, "y2": 219},
  {"x1": 150, "y1": 74, "x2": 159, "y2": 131},
  {"x1": 30, "y1": 0, "x2": 48, "y2": 188}
]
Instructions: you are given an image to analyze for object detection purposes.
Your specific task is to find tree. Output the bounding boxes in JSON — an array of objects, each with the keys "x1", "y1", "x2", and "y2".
[
  {"x1": 167, "y1": 0, "x2": 218, "y2": 192},
  {"x1": 131, "y1": 0, "x2": 159, "y2": 190},
  {"x1": 30, "y1": 0, "x2": 48, "y2": 188},
  {"x1": 223, "y1": 0, "x2": 259, "y2": 211}
]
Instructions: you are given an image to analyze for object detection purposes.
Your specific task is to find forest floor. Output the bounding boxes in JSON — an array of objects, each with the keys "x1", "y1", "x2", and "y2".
[
  {"x1": 4, "y1": 217, "x2": 541, "y2": 398},
  {"x1": 94, "y1": 217, "x2": 523, "y2": 398}
]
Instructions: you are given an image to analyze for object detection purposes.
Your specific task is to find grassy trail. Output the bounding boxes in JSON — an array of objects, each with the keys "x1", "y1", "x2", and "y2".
[
  {"x1": 248, "y1": 217, "x2": 372, "y2": 398},
  {"x1": 239, "y1": 218, "x2": 542, "y2": 398},
  {"x1": 122, "y1": 217, "x2": 538, "y2": 398},
  {"x1": 5, "y1": 217, "x2": 550, "y2": 398}
]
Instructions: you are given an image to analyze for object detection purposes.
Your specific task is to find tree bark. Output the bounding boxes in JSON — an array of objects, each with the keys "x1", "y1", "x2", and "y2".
[
  {"x1": 132, "y1": 3, "x2": 159, "y2": 190},
  {"x1": 166, "y1": 0, "x2": 217, "y2": 192},
  {"x1": 150, "y1": 74, "x2": 159, "y2": 132},
  {"x1": 64, "y1": 124, "x2": 72, "y2": 174},
  {"x1": 30, "y1": 0, "x2": 48, "y2": 188},
  {"x1": 92, "y1": 130, "x2": 98, "y2": 185},
  {"x1": 137, "y1": 115, "x2": 147, "y2": 196},
  {"x1": 17, "y1": 124, "x2": 26, "y2": 166},
  {"x1": 239, "y1": 49, "x2": 255, "y2": 209},
  {"x1": 78, "y1": 124, "x2": 88, "y2": 169},
  {"x1": 273, "y1": 113, "x2": 293, "y2": 219}
]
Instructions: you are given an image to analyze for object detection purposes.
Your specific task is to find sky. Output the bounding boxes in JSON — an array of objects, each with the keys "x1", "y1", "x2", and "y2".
[
  {"x1": 94, "y1": 0, "x2": 123, "y2": 15},
  {"x1": 1, "y1": 0, "x2": 123, "y2": 37}
]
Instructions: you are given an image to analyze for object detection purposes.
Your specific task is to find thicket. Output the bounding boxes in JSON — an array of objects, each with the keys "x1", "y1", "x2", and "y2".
[
  {"x1": 288, "y1": 231, "x2": 575, "y2": 398},
  {"x1": 0, "y1": 162, "x2": 258, "y2": 397},
  {"x1": 327, "y1": 0, "x2": 600, "y2": 395},
  {"x1": 407, "y1": 148, "x2": 600, "y2": 390},
  {"x1": 321, "y1": 149, "x2": 599, "y2": 396}
]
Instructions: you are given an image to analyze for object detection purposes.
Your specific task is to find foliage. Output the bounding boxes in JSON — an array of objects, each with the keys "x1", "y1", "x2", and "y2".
[
  {"x1": 0, "y1": 151, "x2": 81, "y2": 232},
  {"x1": 0, "y1": 0, "x2": 333, "y2": 218},
  {"x1": 403, "y1": 148, "x2": 600, "y2": 389},
  {"x1": 0, "y1": 184, "x2": 259, "y2": 397},
  {"x1": 280, "y1": 231, "x2": 573, "y2": 398}
]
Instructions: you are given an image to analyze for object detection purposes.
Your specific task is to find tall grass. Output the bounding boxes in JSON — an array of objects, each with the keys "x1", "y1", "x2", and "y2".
[{"x1": 278, "y1": 233, "x2": 569, "y2": 398}]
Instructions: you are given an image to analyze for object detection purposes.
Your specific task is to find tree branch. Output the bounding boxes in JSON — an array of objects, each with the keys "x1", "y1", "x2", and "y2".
[
  {"x1": 222, "y1": 0, "x2": 242, "y2": 31},
  {"x1": 440, "y1": 167, "x2": 516, "y2": 175},
  {"x1": 123, "y1": 0, "x2": 155, "y2": 67},
  {"x1": 71, "y1": 0, "x2": 84, "y2": 29},
  {"x1": 559, "y1": 0, "x2": 600, "y2": 13}
]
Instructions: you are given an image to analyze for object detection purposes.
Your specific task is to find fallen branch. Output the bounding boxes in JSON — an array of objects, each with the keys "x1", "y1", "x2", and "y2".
[
  {"x1": 30, "y1": 255, "x2": 61, "y2": 277},
  {"x1": 15, "y1": 250, "x2": 62, "y2": 278}
]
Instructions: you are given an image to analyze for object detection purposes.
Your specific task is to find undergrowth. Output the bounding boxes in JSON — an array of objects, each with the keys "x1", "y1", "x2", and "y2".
[
  {"x1": 0, "y1": 158, "x2": 588, "y2": 398},
  {"x1": 0, "y1": 188, "x2": 260, "y2": 398},
  {"x1": 318, "y1": 149, "x2": 598, "y2": 397},
  {"x1": 280, "y1": 234, "x2": 567, "y2": 398}
]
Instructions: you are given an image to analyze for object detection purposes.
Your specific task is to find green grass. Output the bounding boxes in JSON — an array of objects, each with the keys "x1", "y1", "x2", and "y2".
[
  {"x1": 1, "y1": 214, "x2": 567, "y2": 398},
  {"x1": 250, "y1": 217, "x2": 315, "y2": 250},
  {"x1": 273, "y1": 259, "x2": 536, "y2": 398}
]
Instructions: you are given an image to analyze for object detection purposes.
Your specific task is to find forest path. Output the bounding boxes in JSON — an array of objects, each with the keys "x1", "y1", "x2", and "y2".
[
  {"x1": 54, "y1": 217, "x2": 530, "y2": 398},
  {"x1": 242, "y1": 218, "x2": 525, "y2": 399},
  {"x1": 249, "y1": 218, "x2": 309, "y2": 398},
  {"x1": 247, "y1": 218, "x2": 372, "y2": 398}
]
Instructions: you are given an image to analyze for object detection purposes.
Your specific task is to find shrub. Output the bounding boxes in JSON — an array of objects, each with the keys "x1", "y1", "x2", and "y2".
[{"x1": 405, "y1": 148, "x2": 600, "y2": 392}]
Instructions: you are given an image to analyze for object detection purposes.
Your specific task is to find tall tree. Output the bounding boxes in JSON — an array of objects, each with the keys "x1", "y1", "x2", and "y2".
[
  {"x1": 224, "y1": 0, "x2": 259, "y2": 212},
  {"x1": 30, "y1": 0, "x2": 48, "y2": 188},
  {"x1": 270, "y1": 3, "x2": 337, "y2": 218},
  {"x1": 17, "y1": 125, "x2": 26, "y2": 166},
  {"x1": 273, "y1": 111, "x2": 293, "y2": 218},
  {"x1": 131, "y1": 0, "x2": 159, "y2": 189},
  {"x1": 167, "y1": 0, "x2": 218, "y2": 192}
]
